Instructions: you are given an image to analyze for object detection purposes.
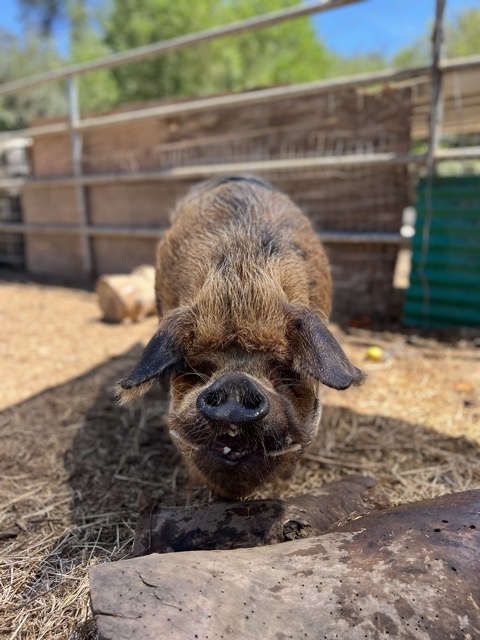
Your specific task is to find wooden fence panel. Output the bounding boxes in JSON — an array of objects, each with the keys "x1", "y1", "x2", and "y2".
[{"x1": 21, "y1": 86, "x2": 412, "y2": 319}]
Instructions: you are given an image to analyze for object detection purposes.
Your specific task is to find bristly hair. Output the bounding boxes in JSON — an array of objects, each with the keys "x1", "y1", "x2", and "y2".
[
  {"x1": 114, "y1": 379, "x2": 155, "y2": 405},
  {"x1": 190, "y1": 175, "x2": 280, "y2": 196}
]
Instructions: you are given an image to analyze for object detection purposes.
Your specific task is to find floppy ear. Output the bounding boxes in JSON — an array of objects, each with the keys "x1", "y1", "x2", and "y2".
[
  {"x1": 290, "y1": 308, "x2": 365, "y2": 390},
  {"x1": 116, "y1": 312, "x2": 187, "y2": 404}
]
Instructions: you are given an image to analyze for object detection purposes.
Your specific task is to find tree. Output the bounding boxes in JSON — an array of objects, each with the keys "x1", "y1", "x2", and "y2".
[
  {"x1": 102, "y1": 0, "x2": 336, "y2": 104},
  {"x1": 0, "y1": 29, "x2": 67, "y2": 130},
  {"x1": 18, "y1": 0, "x2": 65, "y2": 36},
  {"x1": 445, "y1": 8, "x2": 480, "y2": 58},
  {"x1": 393, "y1": 8, "x2": 480, "y2": 69},
  {"x1": 18, "y1": 0, "x2": 119, "y2": 114}
]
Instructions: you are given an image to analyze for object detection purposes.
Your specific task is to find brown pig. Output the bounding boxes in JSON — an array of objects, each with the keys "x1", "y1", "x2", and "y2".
[{"x1": 117, "y1": 177, "x2": 363, "y2": 498}]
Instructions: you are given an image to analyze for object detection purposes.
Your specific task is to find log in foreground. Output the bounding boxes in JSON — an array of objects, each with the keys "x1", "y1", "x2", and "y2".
[
  {"x1": 133, "y1": 475, "x2": 376, "y2": 555},
  {"x1": 91, "y1": 489, "x2": 480, "y2": 640}
]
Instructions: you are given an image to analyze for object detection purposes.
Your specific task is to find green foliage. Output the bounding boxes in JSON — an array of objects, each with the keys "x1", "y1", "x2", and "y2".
[
  {"x1": 328, "y1": 53, "x2": 386, "y2": 77},
  {"x1": 445, "y1": 8, "x2": 480, "y2": 57},
  {"x1": 393, "y1": 37, "x2": 430, "y2": 69},
  {"x1": 3, "y1": 1, "x2": 480, "y2": 127},
  {"x1": 103, "y1": 0, "x2": 338, "y2": 104},
  {"x1": 0, "y1": 30, "x2": 66, "y2": 130},
  {"x1": 393, "y1": 8, "x2": 480, "y2": 69},
  {"x1": 71, "y1": 29, "x2": 119, "y2": 114}
]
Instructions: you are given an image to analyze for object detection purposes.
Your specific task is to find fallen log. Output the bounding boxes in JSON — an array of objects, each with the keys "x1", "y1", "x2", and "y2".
[
  {"x1": 95, "y1": 265, "x2": 156, "y2": 323},
  {"x1": 90, "y1": 489, "x2": 480, "y2": 640},
  {"x1": 133, "y1": 475, "x2": 376, "y2": 555}
]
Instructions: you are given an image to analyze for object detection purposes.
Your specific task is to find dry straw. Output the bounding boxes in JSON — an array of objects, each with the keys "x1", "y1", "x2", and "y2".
[{"x1": 1, "y1": 348, "x2": 479, "y2": 639}]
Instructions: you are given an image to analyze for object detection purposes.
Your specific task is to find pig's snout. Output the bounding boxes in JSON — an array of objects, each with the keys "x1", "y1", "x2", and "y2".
[{"x1": 197, "y1": 373, "x2": 270, "y2": 424}]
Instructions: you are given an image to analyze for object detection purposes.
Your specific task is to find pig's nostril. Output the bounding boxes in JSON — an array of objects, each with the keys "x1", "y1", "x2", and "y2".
[
  {"x1": 244, "y1": 393, "x2": 264, "y2": 410},
  {"x1": 203, "y1": 390, "x2": 226, "y2": 407}
]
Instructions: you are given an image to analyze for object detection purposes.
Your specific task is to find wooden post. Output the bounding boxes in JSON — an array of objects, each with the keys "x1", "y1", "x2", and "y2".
[{"x1": 426, "y1": 0, "x2": 446, "y2": 175}]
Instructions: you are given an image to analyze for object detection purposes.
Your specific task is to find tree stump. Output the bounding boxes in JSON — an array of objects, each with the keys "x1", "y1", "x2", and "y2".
[{"x1": 95, "y1": 265, "x2": 156, "y2": 323}]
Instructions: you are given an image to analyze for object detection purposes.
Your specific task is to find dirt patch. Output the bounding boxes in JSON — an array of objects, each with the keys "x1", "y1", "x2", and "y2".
[{"x1": 1, "y1": 270, "x2": 479, "y2": 639}]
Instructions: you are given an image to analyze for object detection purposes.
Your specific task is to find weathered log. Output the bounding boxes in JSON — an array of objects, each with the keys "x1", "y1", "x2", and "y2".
[
  {"x1": 133, "y1": 475, "x2": 376, "y2": 555},
  {"x1": 95, "y1": 265, "x2": 156, "y2": 323},
  {"x1": 90, "y1": 489, "x2": 480, "y2": 640}
]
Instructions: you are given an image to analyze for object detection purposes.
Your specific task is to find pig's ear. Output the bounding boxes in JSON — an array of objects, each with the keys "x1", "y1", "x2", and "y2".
[
  {"x1": 115, "y1": 312, "x2": 188, "y2": 404},
  {"x1": 289, "y1": 308, "x2": 365, "y2": 390}
]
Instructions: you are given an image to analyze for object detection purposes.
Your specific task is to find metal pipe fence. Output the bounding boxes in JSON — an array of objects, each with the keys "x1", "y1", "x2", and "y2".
[{"x1": 0, "y1": 0, "x2": 479, "y2": 276}]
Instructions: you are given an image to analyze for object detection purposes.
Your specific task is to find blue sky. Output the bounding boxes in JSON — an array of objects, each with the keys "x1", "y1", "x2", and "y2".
[
  {"x1": 2, "y1": 0, "x2": 479, "y2": 59},
  {"x1": 312, "y1": 0, "x2": 480, "y2": 58}
]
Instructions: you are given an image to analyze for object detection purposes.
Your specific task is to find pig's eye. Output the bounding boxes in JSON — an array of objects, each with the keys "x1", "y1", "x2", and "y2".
[
  {"x1": 180, "y1": 361, "x2": 216, "y2": 386},
  {"x1": 269, "y1": 361, "x2": 297, "y2": 384},
  {"x1": 269, "y1": 361, "x2": 304, "y2": 397},
  {"x1": 278, "y1": 368, "x2": 299, "y2": 384}
]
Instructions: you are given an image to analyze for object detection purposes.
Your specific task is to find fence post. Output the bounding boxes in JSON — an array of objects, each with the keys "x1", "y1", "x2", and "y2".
[
  {"x1": 418, "y1": 0, "x2": 447, "y2": 322},
  {"x1": 67, "y1": 74, "x2": 93, "y2": 276},
  {"x1": 426, "y1": 0, "x2": 446, "y2": 175}
]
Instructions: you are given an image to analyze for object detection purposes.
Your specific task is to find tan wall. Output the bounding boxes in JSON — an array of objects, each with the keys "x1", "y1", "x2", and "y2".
[
  {"x1": 87, "y1": 182, "x2": 194, "y2": 227},
  {"x1": 92, "y1": 237, "x2": 158, "y2": 275},
  {"x1": 25, "y1": 234, "x2": 85, "y2": 280}
]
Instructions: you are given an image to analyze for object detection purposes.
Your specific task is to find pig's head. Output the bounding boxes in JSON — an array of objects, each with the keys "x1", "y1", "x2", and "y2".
[{"x1": 117, "y1": 303, "x2": 363, "y2": 499}]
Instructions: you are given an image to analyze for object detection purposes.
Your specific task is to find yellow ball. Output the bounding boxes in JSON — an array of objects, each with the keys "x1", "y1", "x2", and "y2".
[{"x1": 367, "y1": 346, "x2": 384, "y2": 361}]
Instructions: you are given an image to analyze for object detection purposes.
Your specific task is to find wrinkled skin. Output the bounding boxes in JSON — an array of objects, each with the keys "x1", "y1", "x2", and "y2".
[{"x1": 118, "y1": 177, "x2": 363, "y2": 498}]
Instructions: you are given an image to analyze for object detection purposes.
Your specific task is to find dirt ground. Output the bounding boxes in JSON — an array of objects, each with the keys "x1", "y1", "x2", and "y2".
[{"x1": 0, "y1": 269, "x2": 479, "y2": 639}]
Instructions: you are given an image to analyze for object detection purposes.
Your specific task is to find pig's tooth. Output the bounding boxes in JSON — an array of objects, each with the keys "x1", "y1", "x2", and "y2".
[
  {"x1": 223, "y1": 447, "x2": 231, "y2": 455},
  {"x1": 227, "y1": 426, "x2": 239, "y2": 437}
]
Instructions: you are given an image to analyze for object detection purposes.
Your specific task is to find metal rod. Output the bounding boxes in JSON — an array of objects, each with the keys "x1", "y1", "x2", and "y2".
[
  {"x1": 418, "y1": 0, "x2": 447, "y2": 325},
  {"x1": 0, "y1": 0, "x2": 365, "y2": 98},
  {"x1": 426, "y1": 0, "x2": 446, "y2": 175},
  {"x1": 0, "y1": 65, "x2": 433, "y2": 140},
  {"x1": 67, "y1": 75, "x2": 93, "y2": 275},
  {"x1": 435, "y1": 146, "x2": 480, "y2": 160},
  {"x1": 0, "y1": 222, "x2": 406, "y2": 245},
  {"x1": 440, "y1": 53, "x2": 480, "y2": 72},
  {"x1": 3, "y1": 146, "x2": 480, "y2": 191},
  {"x1": 3, "y1": 54, "x2": 480, "y2": 141},
  {"x1": 0, "y1": 223, "x2": 166, "y2": 238},
  {"x1": 319, "y1": 232, "x2": 407, "y2": 245},
  {"x1": 17, "y1": 152, "x2": 426, "y2": 189}
]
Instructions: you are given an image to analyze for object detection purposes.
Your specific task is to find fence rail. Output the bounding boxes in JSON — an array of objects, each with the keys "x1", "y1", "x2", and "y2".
[
  {"x1": 0, "y1": 221, "x2": 406, "y2": 246},
  {"x1": 1, "y1": 0, "x2": 479, "y2": 293},
  {"x1": 2, "y1": 147, "x2": 480, "y2": 192},
  {"x1": 0, "y1": 0, "x2": 364, "y2": 99}
]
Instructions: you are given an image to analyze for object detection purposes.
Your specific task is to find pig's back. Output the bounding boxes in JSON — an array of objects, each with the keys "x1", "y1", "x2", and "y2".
[{"x1": 155, "y1": 178, "x2": 332, "y2": 318}]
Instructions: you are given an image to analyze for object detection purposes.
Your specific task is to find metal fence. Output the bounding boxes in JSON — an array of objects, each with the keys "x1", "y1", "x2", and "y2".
[{"x1": 0, "y1": 0, "x2": 479, "y2": 284}]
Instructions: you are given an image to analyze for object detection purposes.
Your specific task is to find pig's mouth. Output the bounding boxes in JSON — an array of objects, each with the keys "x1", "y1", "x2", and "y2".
[
  {"x1": 170, "y1": 423, "x2": 302, "y2": 467},
  {"x1": 209, "y1": 431, "x2": 258, "y2": 465},
  {"x1": 209, "y1": 424, "x2": 301, "y2": 466}
]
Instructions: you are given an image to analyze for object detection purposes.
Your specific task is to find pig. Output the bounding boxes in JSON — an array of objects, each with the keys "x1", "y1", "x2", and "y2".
[{"x1": 117, "y1": 176, "x2": 363, "y2": 498}]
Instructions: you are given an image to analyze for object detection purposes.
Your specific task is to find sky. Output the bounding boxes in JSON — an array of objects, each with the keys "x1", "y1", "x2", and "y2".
[
  {"x1": 312, "y1": 0, "x2": 480, "y2": 58},
  {"x1": 1, "y1": 0, "x2": 479, "y2": 60}
]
